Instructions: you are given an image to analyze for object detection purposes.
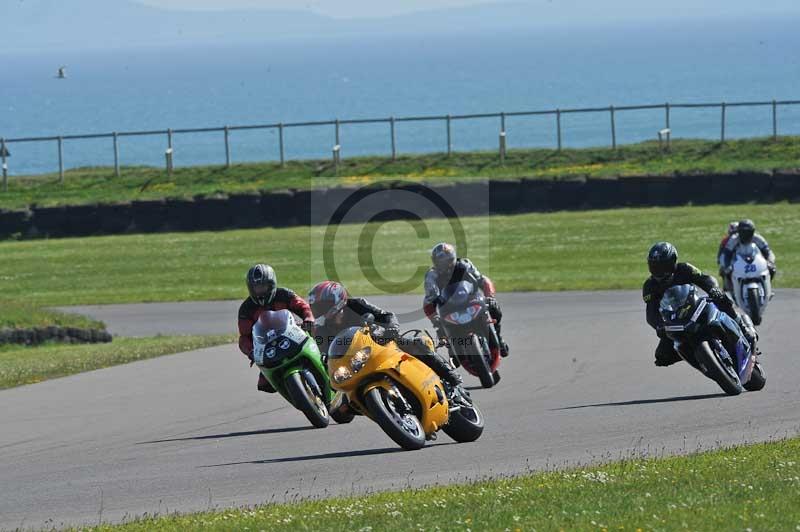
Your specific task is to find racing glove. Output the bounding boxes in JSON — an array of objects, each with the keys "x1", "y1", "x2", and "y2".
[
  {"x1": 430, "y1": 316, "x2": 446, "y2": 341},
  {"x1": 707, "y1": 287, "x2": 726, "y2": 303},
  {"x1": 383, "y1": 324, "x2": 401, "y2": 340},
  {"x1": 768, "y1": 262, "x2": 777, "y2": 276},
  {"x1": 301, "y1": 319, "x2": 315, "y2": 332}
]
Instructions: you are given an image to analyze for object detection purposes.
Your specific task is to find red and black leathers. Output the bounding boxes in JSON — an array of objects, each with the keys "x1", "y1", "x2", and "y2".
[{"x1": 237, "y1": 288, "x2": 314, "y2": 392}]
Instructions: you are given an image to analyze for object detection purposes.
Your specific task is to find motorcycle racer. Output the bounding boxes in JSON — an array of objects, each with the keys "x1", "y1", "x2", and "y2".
[
  {"x1": 308, "y1": 281, "x2": 464, "y2": 391},
  {"x1": 643, "y1": 242, "x2": 758, "y2": 367},
  {"x1": 720, "y1": 219, "x2": 777, "y2": 286},
  {"x1": 717, "y1": 221, "x2": 738, "y2": 292},
  {"x1": 423, "y1": 242, "x2": 509, "y2": 358},
  {"x1": 237, "y1": 264, "x2": 315, "y2": 393}
]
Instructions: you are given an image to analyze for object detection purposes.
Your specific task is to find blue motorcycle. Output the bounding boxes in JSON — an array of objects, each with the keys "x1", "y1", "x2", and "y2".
[{"x1": 660, "y1": 284, "x2": 766, "y2": 395}]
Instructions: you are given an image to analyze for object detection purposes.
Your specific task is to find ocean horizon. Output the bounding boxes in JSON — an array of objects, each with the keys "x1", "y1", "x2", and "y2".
[{"x1": 2, "y1": 16, "x2": 799, "y2": 175}]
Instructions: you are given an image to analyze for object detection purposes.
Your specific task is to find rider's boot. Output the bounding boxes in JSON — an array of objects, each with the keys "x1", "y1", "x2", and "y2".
[
  {"x1": 257, "y1": 373, "x2": 277, "y2": 393},
  {"x1": 737, "y1": 313, "x2": 758, "y2": 351},
  {"x1": 654, "y1": 339, "x2": 682, "y2": 367},
  {"x1": 495, "y1": 322, "x2": 510, "y2": 358}
]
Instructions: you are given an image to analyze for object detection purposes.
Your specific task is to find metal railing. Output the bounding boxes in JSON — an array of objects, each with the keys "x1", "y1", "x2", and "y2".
[{"x1": 2, "y1": 98, "x2": 799, "y2": 191}]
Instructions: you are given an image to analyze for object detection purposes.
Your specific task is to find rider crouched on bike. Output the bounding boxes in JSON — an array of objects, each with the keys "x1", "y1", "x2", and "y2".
[
  {"x1": 237, "y1": 264, "x2": 315, "y2": 393},
  {"x1": 717, "y1": 221, "x2": 738, "y2": 293},
  {"x1": 644, "y1": 242, "x2": 758, "y2": 367},
  {"x1": 719, "y1": 219, "x2": 777, "y2": 287},
  {"x1": 308, "y1": 281, "x2": 464, "y2": 392},
  {"x1": 423, "y1": 242, "x2": 509, "y2": 358}
]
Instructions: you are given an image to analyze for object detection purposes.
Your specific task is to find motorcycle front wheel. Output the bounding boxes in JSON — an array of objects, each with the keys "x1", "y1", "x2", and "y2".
[
  {"x1": 746, "y1": 287, "x2": 763, "y2": 326},
  {"x1": 694, "y1": 341, "x2": 743, "y2": 396},
  {"x1": 364, "y1": 387, "x2": 426, "y2": 451},
  {"x1": 286, "y1": 372, "x2": 330, "y2": 428},
  {"x1": 466, "y1": 337, "x2": 495, "y2": 389}
]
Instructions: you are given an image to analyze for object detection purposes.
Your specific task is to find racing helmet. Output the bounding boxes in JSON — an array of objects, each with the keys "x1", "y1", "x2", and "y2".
[
  {"x1": 308, "y1": 281, "x2": 348, "y2": 327},
  {"x1": 737, "y1": 219, "x2": 755, "y2": 244},
  {"x1": 431, "y1": 242, "x2": 457, "y2": 275},
  {"x1": 647, "y1": 242, "x2": 678, "y2": 283},
  {"x1": 246, "y1": 264, "x2": 277, "y2": 306}
]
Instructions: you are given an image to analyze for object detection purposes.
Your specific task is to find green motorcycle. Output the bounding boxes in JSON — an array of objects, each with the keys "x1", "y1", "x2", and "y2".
[{"x1": 252, "y1": 309, "x2": 351, "y2": 428}]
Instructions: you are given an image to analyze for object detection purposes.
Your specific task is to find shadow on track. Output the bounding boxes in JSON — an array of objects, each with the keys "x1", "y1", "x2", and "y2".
[
  {"x1": 201, "y1": 442, "x2": 459, "y2": 468},
  {"x1": 552, "y1": 393, "x2": 727, "y2": 410},
  {"x1": 138, "y1": 426, "x2": 314, "y2": 444}
]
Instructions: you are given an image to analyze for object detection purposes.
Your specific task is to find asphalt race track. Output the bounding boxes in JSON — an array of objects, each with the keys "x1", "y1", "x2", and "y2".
[{"x1": 3, "y1": 291, "x2": 799, "y2": 530}]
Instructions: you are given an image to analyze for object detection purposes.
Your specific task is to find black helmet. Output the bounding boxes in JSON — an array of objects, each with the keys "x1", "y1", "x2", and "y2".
[
  {"x1": 246, "y1": 264, "x2": 277, "y2": 306},
  {"x1": 431, "y1": 242, "x2": 457, "y2": 275},
  {"x1": 647, "y1": 242, "x2": 678, "y2": 283},
  {"x1": 737, "y1": 219, "x2": 755, "y2": 244}
]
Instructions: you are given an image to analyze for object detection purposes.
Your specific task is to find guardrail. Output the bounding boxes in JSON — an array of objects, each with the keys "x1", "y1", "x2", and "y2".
[{"x1": 2, "y1": 99, "x2": 799, "y2": 191}]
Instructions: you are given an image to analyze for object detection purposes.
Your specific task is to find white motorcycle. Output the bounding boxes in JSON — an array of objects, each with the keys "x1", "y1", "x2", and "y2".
[{"x1": 729, "y1": 243, "x2": 773, "y2": 326}]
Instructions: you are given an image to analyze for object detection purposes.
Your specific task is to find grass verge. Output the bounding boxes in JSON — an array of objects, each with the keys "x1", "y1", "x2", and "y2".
[
  {"x1": 78, "y1": 437, "x2": 800, "y2": 531},
  {"x1": 2, "y1": 136, "x2": 799, "y2": 209},
  {"x1": 0, "y1": 203, "x2": 797, "y2": 306},
  {"x1": 0, "y1": 334, "x2": 234, "y2": 389}
]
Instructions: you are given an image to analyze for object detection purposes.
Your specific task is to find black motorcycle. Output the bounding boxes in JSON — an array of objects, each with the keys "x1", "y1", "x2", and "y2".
[{"x1": 660, "y1": 284, "x2": 766, "y2": 395}]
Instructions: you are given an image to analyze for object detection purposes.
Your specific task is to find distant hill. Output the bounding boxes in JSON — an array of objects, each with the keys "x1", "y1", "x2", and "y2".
[{"x1": 3, "y1": 0, "x2": 799, "y2": 52}]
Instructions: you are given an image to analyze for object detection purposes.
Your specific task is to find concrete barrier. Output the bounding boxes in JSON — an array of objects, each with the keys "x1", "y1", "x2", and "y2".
[
  {"x1": 2, "y1": 170, "x2": 800, "y2": 240},
  {"x1": 228, "y1": 193, "x2": 264, "y2": 228},
  {"x1": 131, "y1": 199, "x2": 168, "y2": 233},
  {"x1": 0, "y1": 209, "x2": 32, "y2": 239}
]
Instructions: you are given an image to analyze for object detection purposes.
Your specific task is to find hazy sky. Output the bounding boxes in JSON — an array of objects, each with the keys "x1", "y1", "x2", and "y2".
[
  {"x1": 139, "y1": 0, "x2": 800, "y2": 19},
  {"x1": 140, "y1": 0, "x2": 511, "y2": 18}
]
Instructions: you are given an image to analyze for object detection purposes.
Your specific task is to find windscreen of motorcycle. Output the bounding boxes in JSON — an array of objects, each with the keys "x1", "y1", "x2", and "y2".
[
  {"x1": 440, "y1": 281, "x2": 476, "y2": 308},
  {"x1": 328, "y1": 326, "x2": 361, "y2": 360},
  {"x1": 736, "y1": 242, "x2": 760, "y2": 263},
  {"x1": 252, "y1": 310, "x2": 307, "y2": 366},
  {"x1": 659, "y1": 284, "x2": 696, "y2": 322}
]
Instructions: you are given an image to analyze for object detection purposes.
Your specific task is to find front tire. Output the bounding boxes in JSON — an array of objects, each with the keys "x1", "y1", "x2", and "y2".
[
  {"x1": 286, "y1": 372, "x2": 330, "y2": 428},
  {"x1": 694, "y1": 341, "x2": 743, "y2": 396},
  {"x1": 466, "y1": 337, "x2": 495, "y2": 389},
  {"x1": 747, "y1": 287, "x2": 762, "y2": 326},
  {"x1": 744, "y1": 362, "x2": 767, "y2": 391},
  {"x1": 364, "y1": 387, "x2": 426, "y2": 450},
  {"x1": 442, "y1": 404, "x2": 485, "y2": 443}
]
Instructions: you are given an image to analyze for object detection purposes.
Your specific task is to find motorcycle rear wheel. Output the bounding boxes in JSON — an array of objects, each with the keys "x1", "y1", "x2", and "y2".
[
  {"x1": 744, "y1": 362, "x2": 767, "y2": 391},
  {"x1": 364, "y1": 387, "x2": 426, "y2": 451},
  {"x1": 694, "y1": 341, "x2": 743, "y2": 396},
  {"x1": 747, "y1": 287, "x2": 762, "y2": 326},
  {"x1": 442, "y1": 403, "x2": 485, "y2": 443},
  {"x1": 286, "y1": 372, "x2": 330, "y2": 428}
]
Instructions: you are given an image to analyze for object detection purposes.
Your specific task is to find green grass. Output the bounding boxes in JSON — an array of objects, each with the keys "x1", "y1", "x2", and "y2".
[
  {"x1": 0, "y1": 202, "x2": 797, "y2": 306},
  {"x1": 0, "y1": 299, "x2": 104, "y2": 330},
  {"x1": 2, "y1": 136, "x2": 799, "y2": 209},
  {"x1": 77, "y1": 437, "x2": 800, "y2": 531},
  {"x1": 0, "y1": 334, "x2": 235, "y2": 389}
]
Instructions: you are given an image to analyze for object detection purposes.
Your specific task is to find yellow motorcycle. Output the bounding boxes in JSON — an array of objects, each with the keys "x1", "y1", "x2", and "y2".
[{"x1": 327, "y1": 325, "x2": 484, "y2": 450}]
